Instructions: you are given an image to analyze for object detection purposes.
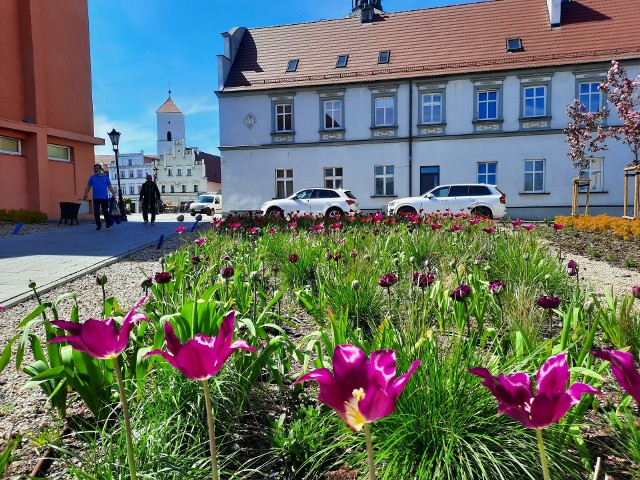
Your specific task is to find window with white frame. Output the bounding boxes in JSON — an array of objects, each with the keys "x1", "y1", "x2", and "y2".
[
  {"x1": 194, "y1": 185, "x2": 198, "y2": 192},
  {"x1": 187, "y1": 168, "x2": 192, "y2": 176},
  {"x1": 374, "y1": 165, "x2": 394, "y2": 196},
  {"x1": 421, "y1": 93, "x2": 443, "y2": 124},
  {"x1": 477, "y1": 162, "x2": 497, "y2": 184},
  {"x1": 129, "y1": 170, "x2": 134, "y2": 178},
  {"x1": 129, "y1": 186, "x2": 135, "y2": 195},
  {"x1": 324, "y1": 167, "x2": 343, "y2": 188},
  {"x1": 524, "y1": 159, "x2": 545, "y2": 192},
  {"x1": 161, "y1": 185, "x2": 165, "y2": 193},
  {"x1": 170, "y1": 185, "x2": 175, "y2": 193},
  {"x1": 275, "y1": 103, "x2": 293, "y2": 132},
  {"x1": 323, "y1": 99, "x2": 343, "y2": 130},
  {"x1": 177, "y1": 168, "x2": 182, "y2": 176},
  {"x1": 0, "y1": 136, "x2": 20, "y2": 154},
  {"x1": 579, "y1": 157, "x2": 603, "y2": 192},
  {"x1": 181, "y1": 185, "x2": 186, "y2": 193},
  {"x1": 137, "y1": 170, "x2": 143, "y2": 178},
  {"x1": 47, "y1": 144, "x2": 70, "y2": 162},
  {"x1": 120, "y1": 171, "x2": 125, "y2": 178},
  {"x1": 374, "y1": 96, "x2": 395, "y2": 126},
  {"x1": 477, "y1": 90, "x2": 499, "y2": 120},
  {"x1": 168, "y1": 169, "x2": 172, "y2": 176},
  {"x1": 276, "y1": 169, "x2": 293, "y2": 198},
  {"x1": 523, "y1": 86, "x2": 546, "y2": 117},
  {"x1": 578, "y1": 81, "x2": 603, "y2": 113}
]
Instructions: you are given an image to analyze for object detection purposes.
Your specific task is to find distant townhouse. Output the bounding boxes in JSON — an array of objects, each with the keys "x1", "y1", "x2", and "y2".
[{"x1": 216, "y1": 0, "x2": 640, "y2": 218}]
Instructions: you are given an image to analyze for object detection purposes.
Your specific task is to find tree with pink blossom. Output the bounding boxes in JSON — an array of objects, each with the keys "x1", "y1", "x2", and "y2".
[
  {"x1": 600, "y1": 60, "x2": 640, "y2": 166},
  {"x1": 563, "y1": 100, "x2": 609, "y2": 173}
]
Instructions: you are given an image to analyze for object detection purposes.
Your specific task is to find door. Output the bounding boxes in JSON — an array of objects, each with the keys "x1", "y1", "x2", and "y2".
[{"x1": 420, "y1": 166, "x2": 440, "y2": 195}]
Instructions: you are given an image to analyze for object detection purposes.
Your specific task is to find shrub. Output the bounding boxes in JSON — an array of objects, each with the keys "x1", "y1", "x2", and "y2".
[
  {"x1": 555, "y1": 214, "x2": 640, "y2": 240},
  {"x1": 0, "y1": 208, "x2": 48, "y2": 223}
]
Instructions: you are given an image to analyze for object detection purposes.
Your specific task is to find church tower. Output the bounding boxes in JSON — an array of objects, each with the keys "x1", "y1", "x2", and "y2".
[{"x1": 156, "y1": 90, "x2": 185, "y2": 157}]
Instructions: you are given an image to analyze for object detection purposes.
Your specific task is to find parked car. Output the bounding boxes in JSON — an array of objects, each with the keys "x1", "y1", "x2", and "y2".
[
  {"x1": 387, "y1": 184, "x2": 506, "y2": 218},
  {"x1": 189, "y1": 194, "x2": 222, "y2": 216},
  {"x1": 261, "y1": 188, "x2": 360, "y2": 218}
]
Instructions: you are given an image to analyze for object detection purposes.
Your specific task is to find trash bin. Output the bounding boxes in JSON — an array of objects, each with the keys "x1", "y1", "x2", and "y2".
[{"x1": 59, "y1": 202, "x2": 81, "y2": 225}]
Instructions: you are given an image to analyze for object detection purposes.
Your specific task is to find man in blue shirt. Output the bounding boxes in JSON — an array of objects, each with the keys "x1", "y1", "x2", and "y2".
[{"x1": 84, "y1": 164, "x2": 117, "y2": 230}]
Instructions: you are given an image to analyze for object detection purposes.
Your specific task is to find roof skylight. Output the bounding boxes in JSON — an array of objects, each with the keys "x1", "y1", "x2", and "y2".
[
  {"x1": 286, "y1": 59, "x2": 299, "y2": 72},
  {"x1": 378, "y1": 50, "x2": 390, "y2": 64},
  {"x1": 506, "y1": 38, "x2": 524, "y2": 53},
  {"x1": 336, "y1": 54, "x2": 349, "y2": 68}
]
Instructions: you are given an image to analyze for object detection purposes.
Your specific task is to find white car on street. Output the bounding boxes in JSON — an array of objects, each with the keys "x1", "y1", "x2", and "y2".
[
  {"x1": 387, "y1": 184, "x2": 506, "y2": 218},
  {"x1": 261, "y1": 188, "x2": 360, "y2": 218},
  {"x1": 188, "y1": 194, "x2": 222, "y2": 216}
]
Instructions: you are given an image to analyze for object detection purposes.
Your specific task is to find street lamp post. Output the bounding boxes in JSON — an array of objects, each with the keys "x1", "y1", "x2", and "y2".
[
  {"x1": 108, "y1": 128, "x2": 127, "y2": 221},
  {"x1": 153, "y1": 161, "x2": 159, "y2": 182}
]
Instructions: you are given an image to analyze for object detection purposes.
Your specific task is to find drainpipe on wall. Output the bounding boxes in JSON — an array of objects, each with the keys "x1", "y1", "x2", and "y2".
[{"x1": 408, "y1": 79, "x2": 413, "y2": 197}]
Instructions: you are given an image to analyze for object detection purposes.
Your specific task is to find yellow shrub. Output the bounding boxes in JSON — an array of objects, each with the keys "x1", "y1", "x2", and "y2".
[{"x1": 555, "y1": 214, "x2": 640, "y2": 240}]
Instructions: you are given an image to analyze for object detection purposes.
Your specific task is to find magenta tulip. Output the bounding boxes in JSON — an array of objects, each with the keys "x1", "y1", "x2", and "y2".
[
  {"x1": 537, "y1": 295, "x2": 561, "y2": 309},
  {"x1": 289, "y1": 253, "x2": 299, "y2": 263},
  {"x1": 155, "y1": 271, "x2": 172, "y2": 284},
  {"x1": 175, "y1": 226, "x2": 186, "y2": 234},
  {"x1": 50, "y1": 297, "x2": 149, "y2": 360},
  {"x1": 450, "y1": 284, "x2": 471, "y2": 301},
  {"x1": 295, "y1": 344, "x2": 420, "y2": 432},
  {"x1": 145, "y1": 310, "x2": 256, "y2": 381},
  {"x1": 590, "y1": 349, "x2": 640, "y2": 404},
  {"x1": 552, "y1": 223, "x2": 564, "y2": 231},
  {"x1": 413, "y1": 272, "x2": 434, "y2": 288},
  {"x1": 220, "y1": 266, "x2": 234, "y2": 279},
  {"x1": 469, "y1": 353, "x2": 600, "y2": 429},
  {"x1": 632, "y1": 286, "x2": 640, "y2": 299},
  {"x1": 566, "y1": 260, "x2": 578, "y2": 276},
  {"x1": 488, "y1": 280, "x2": 506, "y2": 295},
  {"x1": 378, "y1": 272, "x2": 398, "y2": 288}
]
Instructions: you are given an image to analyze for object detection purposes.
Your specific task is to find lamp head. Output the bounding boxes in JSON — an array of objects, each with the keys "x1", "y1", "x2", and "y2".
[{"x1": 107, "y1": 128, "x2": 121, "y2": 151}]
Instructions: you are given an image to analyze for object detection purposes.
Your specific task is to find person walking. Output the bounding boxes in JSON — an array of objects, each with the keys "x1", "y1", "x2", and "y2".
[
  {"x1": 139, "y1": 174, "x2": 162, "y2": 224},
  {"x1": 84, "y1": 164, "x2": 116, "y2": 230}
]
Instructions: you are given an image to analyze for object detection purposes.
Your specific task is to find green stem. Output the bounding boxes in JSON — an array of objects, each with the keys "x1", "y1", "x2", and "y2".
[
  {"x1": 202, "y1": 379, "x2": 219, "y2": 480},
  {"x1": 536, "y1": 428, "x2": 551, "y2": 480},
  {"x1": 364, "y1": 423, "x2": 376, "y2": 480},
  {"x1": 112, "y1": 356, "x2": 137, "y2": 480}
]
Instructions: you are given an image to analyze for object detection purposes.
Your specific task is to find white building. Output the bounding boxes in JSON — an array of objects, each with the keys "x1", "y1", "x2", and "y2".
[
  {"x1": 97, "y1": 152, "x2": 157, "y2": 213},
  {"x1": 216, "y1": 0, "x2": 640, "y2": 219}
]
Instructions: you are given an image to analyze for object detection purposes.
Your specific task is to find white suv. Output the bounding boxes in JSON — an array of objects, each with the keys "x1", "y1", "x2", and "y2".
[
  {"x1": 387, "y1": 184, "x2": 506, "y2": 218},
  {"x1": 261, "y1": 188, "x2": 360, "y2": 218}
]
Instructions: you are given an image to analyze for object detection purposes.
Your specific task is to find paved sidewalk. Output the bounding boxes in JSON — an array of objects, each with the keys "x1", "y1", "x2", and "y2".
[{"x1": 0, "y1": 213, "x2": 207, "y2": 308}]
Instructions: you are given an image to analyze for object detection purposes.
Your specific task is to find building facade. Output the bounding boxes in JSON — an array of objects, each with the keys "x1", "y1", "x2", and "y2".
[
  {"x1": 216, "y1": 0, "x2": 640, "y2": 218},
  {"x1": 0, "y1": 0, "x2": 103, "y2": 218}
]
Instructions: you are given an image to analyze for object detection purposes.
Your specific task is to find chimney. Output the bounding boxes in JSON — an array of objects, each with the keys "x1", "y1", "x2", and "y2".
[
  {"x1": 547, "y1": 0, "x2": 562, "y2": 27},
  {"x1": 351, "y1": 0, "x2": 383, "y2": 23}
]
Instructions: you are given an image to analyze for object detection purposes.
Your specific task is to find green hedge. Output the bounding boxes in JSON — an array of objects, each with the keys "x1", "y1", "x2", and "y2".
[{"x1": 0, "y1": 209, "x2": 48, "y2": 224}]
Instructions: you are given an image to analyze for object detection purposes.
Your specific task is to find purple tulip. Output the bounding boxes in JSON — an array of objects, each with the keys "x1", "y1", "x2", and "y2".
[
  {"x1": 295, "y1": 344, "x2": 420, "y2": 432},
  {"x1": 488, "y1": 280, "x2": 506, "y2": 295},
  {"x1": 220, "y1": 266, "x2": 234, "y2": 279},
  {"x1": 289, "y1": 253, "x2": 299, "y2": 263},
  {"x1": 191, "y1": 256, "x2": 201, "y2": 265},
  {"x1": 469, "y1": 353, "x2": 600, "y2": 429},
  {"x1": 50, "y1": 297, "x2": 149, "y2": 360},
  {"x1": 154, "y1": 271, "x2": 173, "y2": 284},
  {"x1": 378, "y1": 272, "x2": 398, "y2": 288},
  {"x1": 0, "y1": 306, "x2": 5, "y2": 312},
  {"x1": 590, "y1": 349, "x2": 640, "y2": 405},
  {"x1": 145, "y1": 310, "x2": 256, "y2": 381},
  {"x1": 272, "y1": 264, "x2": 281, "y2": 273},
  {"x1": 537, "y1": 296, "x2": 561, "y2": 309},
  {"x1": 450, "y1": 284, "x2": 471, "y2": 301},
  {"x1": 566, "y1": 260, "x2": 578, "y2": 276},
  {"x1": 552, "y1": 223, "x2": 564, "y2": 231},
  {"x1": 413, "y1": 272, "x2": 434, "y2": 288},
  {"x1": 482, "y1": 227, "x2": 495, "y2": 234},
  {"x1": 632, "y1": 286, "x2": 640, "y2": 299}
]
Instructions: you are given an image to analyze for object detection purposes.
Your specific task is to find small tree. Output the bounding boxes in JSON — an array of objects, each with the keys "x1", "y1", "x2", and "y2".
[
  {"x1": 564, "y1": 100, "x2": 609, "y2": 173},
  {"x1": 600, "y1": 60, "x2": 640, "y2": 165}
]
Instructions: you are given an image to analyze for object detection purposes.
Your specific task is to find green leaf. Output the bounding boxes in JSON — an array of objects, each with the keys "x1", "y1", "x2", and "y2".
[
  {"x1": 0, "y1": 336, "x2": 19, "y2": 375},
  {"x1": 17, "y1": 304, "x2": 49, "y2": 328},
  {"x1": 568, "y1": 366, "x2": 604, "y2": 382}
]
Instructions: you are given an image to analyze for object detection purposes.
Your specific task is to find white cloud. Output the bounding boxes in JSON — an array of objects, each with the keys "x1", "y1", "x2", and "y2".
[
  {"x1": 182, "y1": 96, "x2": 219, "y2": 116},
  {"x1": 93, "y1": 113, "x2": 157, "y2": 156}
]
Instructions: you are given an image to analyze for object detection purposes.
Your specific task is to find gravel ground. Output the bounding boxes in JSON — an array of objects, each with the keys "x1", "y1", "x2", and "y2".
[{"x1": 0, "y1": 222, "x2": 638, "y2": 477}]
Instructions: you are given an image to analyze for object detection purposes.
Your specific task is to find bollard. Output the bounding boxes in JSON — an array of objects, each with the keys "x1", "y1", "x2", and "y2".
[
  {"x1": 156, "y1": 235, "x2": 164, "y2": 249},
  {"x1": 190, "y1": 220, "x2": 199, "y2": 232},
  {"x1": 12, "y1": 222, "x2": 24, "y2": 235}
]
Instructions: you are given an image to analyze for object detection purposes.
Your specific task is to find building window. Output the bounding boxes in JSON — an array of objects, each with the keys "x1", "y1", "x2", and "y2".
[
  {"x1": 374, "y1": 165, "x2": 394, "y2": 196},
  {"x1": 524, "y1": 159, "x2": 545, "y2": 192},
  {"x1": 378, "y1": 50, "x2": 390, "y2": 64},
  {"x1": 167, "y1": 131, "x2": 172, "y2": 141},
  {"x1": 275, "y1": 103, "x2": 293, "y2": 132},
  {"x1": 129, "y1": 170, "x2": 134, "y2": 178},
  {"x1": 477, "y1": 90, "x2": 499, "y2": 120},
  {"x1": 477, "y1": 162, "x2": 497, "y2": 184},
  {"x1": 129, "y1": 186, "x2": 135, "y2": 195},
  {"x1": 128, "y1": 159, "x2": 133, "y2": 166},
  {"x1": 374, "y1": 96, "x2": 395, "y2": 127},
  {"x1": 336, "y1": 54, "x2": 349, "y2": 68},
  {"x1": 0, "y1": 136, "x2": 20, "y2": 154},
  {"x1": 177, "y1": 168, "x2": 182, "y2": 176},
  {"x1": 194, "y1": 185, "x2": 198, "y2": 192},
  {"x1": 579, "y1": 157, "x2": 603, "y2": 192},
  {"x1": 181, "y1": 185, "x2": 186, "y2": 193},
  {"x1": 170, "y1": 185, "x2": 175, "y2": 193},
  {"x1": 187, "y1": 168, "x2": 192, "y2": 176},
  {"x1": 120, "y1": 171, "x2": 126, "y2": 178},
  {"x1": 138, "y1": 185, "x2": 142, "y2": 194},
  {"x1": 578, "y1": 81, "x2": 603, "y2": 113},
  {"x1": 286, "y1": 59, "x2": 298, "y2": 72},
  {"x1": 137, "y1": 170, "x2": 143, "y2": 178},
  {"x1": 168, "y1": 169, "x2": 172, "y2": 176},
  {"x1": 506, "y1": 37, "x2": 523, "y2": 52},
  {"x1": 275, "y1": 169, "x2": 293, "y2": 198},
  {"x1": 523, "y1": 86, "x2": 546, "y2": 118},
  {"x1": 324, "y1": 167, "x2": 343, "y2": 188},
  {"x1": 323, "y1": 99, "x2": 343, "y2": 130},
  {"x1": 47, "y1": 144, "x2": 70, "y2": 162},
  {"x1": 421, "y1": 93, "x2": 443, "y2": 124},
  {"x1": 161, "y1": 185, "x2": 165, "y2": 193}
]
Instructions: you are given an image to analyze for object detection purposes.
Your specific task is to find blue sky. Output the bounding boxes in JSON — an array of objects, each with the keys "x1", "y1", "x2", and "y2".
[{"x1": 89, "y1": 0, "x2": 472, "y2": 155}]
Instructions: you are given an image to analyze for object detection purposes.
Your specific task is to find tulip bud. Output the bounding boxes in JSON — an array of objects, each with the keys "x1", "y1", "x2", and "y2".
[
  {"x1": 28, "y1": 280, "x2": 37, "y2": 289},
  {"x1": 632, "y1": 286, "x2": 640, "y2": 299},
  {"x1": 409, "y1": 256, "x2": 416, "y2": 265},
  {"x1": 95, "y1": 274, "x2": 108, "y2": 286},
  {"x1": 249, "y1": 271, "x2": 259, "y2": 282},
  {"x1": 584, "y1": 299, "x2": 595, "y2": 314},
  {"x1": 351, "y1": 280, "x2": 360, "y2": 291}
]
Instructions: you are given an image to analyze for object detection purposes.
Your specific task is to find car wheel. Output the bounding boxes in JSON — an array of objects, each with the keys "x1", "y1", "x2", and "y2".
[
  {"x1": 472, "y1": 206, "x2": 492, "y2": 219},
  {"x1": 190, "y1": 212, "x2": 196, "y2": 216},
  {"x1": 205, "y1": 208, "x2": 211, "y2": 216},
  {"x1": 326, "y1": 207, "x2": 343, "y2": 218},
  {"x1": 267, "y1": 207, "x2": 284, "y2": 218},
  {"x1": 397, "y1": 206, "x2": 416, "y2": 217}
]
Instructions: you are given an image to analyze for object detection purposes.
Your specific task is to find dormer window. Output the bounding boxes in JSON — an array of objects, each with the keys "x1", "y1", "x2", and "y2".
[
  {"x1": 336, "y1": 55, "x2": 349, "y2": 68},
  {"x1": 506, "y1": 37, "x2": 523, "y2": 53},
  {"x1": 378, "y1": 50, "x2": 390, "y2": 64},
  {"x1": 286, "y1": 59, "x2": 299, "y2": 72}
]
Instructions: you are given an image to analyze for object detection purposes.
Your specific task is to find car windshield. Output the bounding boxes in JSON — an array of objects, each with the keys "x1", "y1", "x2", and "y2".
[
  {"x1": 344, "y1": 190, "x2": 356, "y2": 199},
  {"x1": 196, "y1": 196, "x2": 214, "y2": 203}
]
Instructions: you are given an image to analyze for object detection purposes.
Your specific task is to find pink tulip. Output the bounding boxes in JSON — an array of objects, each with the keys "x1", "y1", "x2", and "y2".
[
  {"x1": 50, "y1": 297, "x2": 149, "y2": 360},
  {"x1": 523, "y1": 224, "x2": 535, "y2": 231},
  {"x1": 469, "y1": 353, "x2": 600, "y2": 429},
  {"x1": 175, "y1": 226, "x2": 186, "y2": 234},
  {"x1": 295, "y1": 344, "x2": 420, "y2": 432},
  {"x1": 590, "y1": 349, "x2": 640, "y2": 404},
  {"x1": 195, "y1": 237, "x2": 206, "y2": 246},
  {"x1": 0, "y1": 306, "x2": 5, "y2": 312},
  {"x1": 145, "y1": 311, "x2": 256, "y2": 381},
  {"x1": 552, "y1": 223, "x2": 564, "y2": 231},
  {"x1": 511, "y1": 219, "x2": 523, "y2": 229}
]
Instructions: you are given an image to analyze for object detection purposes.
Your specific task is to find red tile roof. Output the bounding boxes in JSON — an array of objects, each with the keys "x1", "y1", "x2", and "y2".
[
  {"x1": 196, "y1": 151, "x2": 222, "y2": 183},
  {"x1": 222, "y1": 0, "x2": 640, "y2": 92},
  {"x1": 156, "y1": 97, "x2": 182, "y2": 113}
]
